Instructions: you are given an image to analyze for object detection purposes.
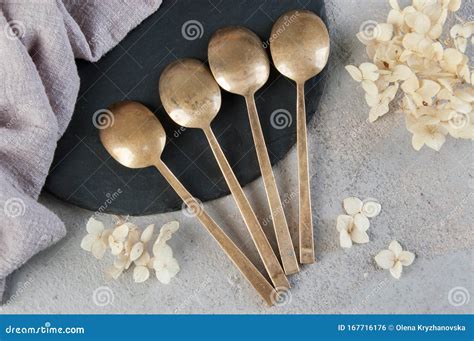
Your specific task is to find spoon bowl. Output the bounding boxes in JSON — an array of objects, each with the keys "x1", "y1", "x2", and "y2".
[
  {"x1": 208, "y1": 26, "x2": 270, "y2": 96},
  {"x1": 270, "y1": 10, "x2": 330, "y2": 83},
  {"x1": 159, "y1": 59, "x2": 221, "y2": 129},
  {"x1": 99, "y1": 101, "x2": 166, "y2": 169}
]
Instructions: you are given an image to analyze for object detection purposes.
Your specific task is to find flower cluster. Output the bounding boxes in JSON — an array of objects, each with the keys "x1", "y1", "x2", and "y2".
[
  {"x1": 335, "y1": 197, "x2": 415, "y2": 279},
  {"x1": 336, "y1": 197, "x2": 381, "y2": 248},
  {"x1": 346, "y1": 0, "x2": 473, "y2": 151},
  {"x1": 81, "y1": 217, "x2": 180, "y2": 284}
]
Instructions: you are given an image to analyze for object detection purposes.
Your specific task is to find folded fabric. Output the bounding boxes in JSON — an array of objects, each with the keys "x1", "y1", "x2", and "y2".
[{"x1": 0, "y1": 0, "x2": 162, "y2": 301}]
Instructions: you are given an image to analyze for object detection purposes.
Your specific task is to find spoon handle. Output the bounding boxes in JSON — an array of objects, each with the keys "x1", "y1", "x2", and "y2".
[
  {"x1": 245, "y1": 95, "x2": 299, "y2": 275},
  {"x1": 296, "y1": 82, "x2": 315, "y2": 264},
  {"x1": 154, "y1": 160, "x2": 277, "y2": 305},
  {"x1": 203, "y1": 127, "x2": 289, "y2": 289}
]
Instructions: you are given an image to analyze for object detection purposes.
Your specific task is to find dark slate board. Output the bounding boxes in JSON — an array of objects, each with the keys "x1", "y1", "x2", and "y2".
[{"x1": 45, "y1": 0, "x2": 327, "y2": 215}]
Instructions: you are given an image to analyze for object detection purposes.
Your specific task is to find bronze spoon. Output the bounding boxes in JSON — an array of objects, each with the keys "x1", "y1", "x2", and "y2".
[
  {"x1": 208, "y1": 26, "x2": 299, "y2": 275},
  {"x1": 159, "y1": 59, "x2": 289, "y2": 289},
  {"x1": 100, "y1": 100, "x2": 277, "y2": 305},
  {"x1": 270, "y1": 10, "x2": 330, "y2": 264}
]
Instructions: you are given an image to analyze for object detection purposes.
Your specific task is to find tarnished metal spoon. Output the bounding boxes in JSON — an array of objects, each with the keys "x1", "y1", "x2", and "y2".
[
  {"x1": 270, "y1": 10, "x2": 330, "y2": 264},
  {"x1": 100, "y1": 100, "x2": 277, "y2": 305},
  {"x1": 159, "y1": 59, "x2": 289, "y2": 289},
  {"x1": 208, "y1": 26, "x2": 299, "y2": 275}
]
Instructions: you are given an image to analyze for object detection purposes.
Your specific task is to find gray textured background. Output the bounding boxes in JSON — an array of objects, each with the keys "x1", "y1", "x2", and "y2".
[{"x1": 1, "y1": 0, "x2": 473, "y2": 314}]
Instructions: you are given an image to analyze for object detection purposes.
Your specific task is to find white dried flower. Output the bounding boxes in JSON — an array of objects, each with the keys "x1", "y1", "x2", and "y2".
[
  {"x1": 346, "y1": 0, "x2": 473, "y2": 151},
  {"x1": 375, "y1": 240, "x2": 415, "y2": 279},
  {"x1": 132, "y1": 224, "x2": 155, "y2": 283},
  {"x1": 450, "y1": 22, "x2": 473, "y2": 52},
  {"x1": 336, "y1": 197, "x2": 382, "y2": 248},
  {"x1": 152, "y1": 221, "x2": 180, "y2": 284},
  {"x1": 80, "y1": 217, "x2": 112, "y2": 259}
]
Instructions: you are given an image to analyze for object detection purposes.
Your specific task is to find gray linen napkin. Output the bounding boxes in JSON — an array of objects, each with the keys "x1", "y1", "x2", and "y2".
[{"x1": 0, "y1": 0, "x2": 162, "y2": 300}]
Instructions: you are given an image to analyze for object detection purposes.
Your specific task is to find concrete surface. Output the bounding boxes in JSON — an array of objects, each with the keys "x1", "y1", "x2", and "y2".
[{"x1": 1, "y1": 0, "x2": 473, "y2": 314}]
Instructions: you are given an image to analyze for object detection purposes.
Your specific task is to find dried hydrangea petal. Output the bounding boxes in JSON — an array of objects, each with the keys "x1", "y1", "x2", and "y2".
[
  {"x1": 343, "y1": 197, "x2": 363, "y2": 215},
  {"x1": 350, "y1": 228, "x2": 370, "y2": 244},
  {"x1": 447, "y1": 0, "x2": 461, "y2": 12},
  {"x1": 340, "y1": 229, "x2": 353, "y2": 248},
  {"x1": 130, "y1": 242, "x2": 144, "y2": 261},
  {"x1": 376, "y1": 23, "x2": 394, "y2": 41},
  {"x1": 154, "y1": 221, "x2": 180, "y2": 247},
  {"x1": 91, "y1": 240, "x2": 107, "y2": 259},
  {"x1": 361, "y1": 80, "x2": 379, "y2": 95},
  {"x1": 336, "y1": 214, "x2": 353, "y2": 232},
  {"x1": 369, "y1": 100, "x2": 390, "y2": 122},
  {"x1": 112, "y1": 224, "x2": 130, "y2": 242},
  {"x1": 392, "y1": 65, "x2": 413, "y2": 81},
  {"x1": 359, "y1": 63, "x2": 380, "y2": 81},
  {"x1": 153, "y1": 243, "x2": 173, "y2": 260},
  {"x1": 390, "y1": 260, "x2": 403, "y2": 279},
  {"x1": 141, "y1": 224, "x2": 155, "y2": 243},
  {"x1": 133, "y1": 265, "x2": 150, "y2": 283},
  {"x1": 135, "y1": 251, "x2": 151, "y2": 267},
  {"x1": 154, "y1": 257, "x2": 180, "y2": 284},
  {"x1": 365, "y1": 93, "x2": 380, "y2": 107},
  {"x1": 401, "y1": 76, "x2": 420, "y2": 94},
  {"x1": 80, "y1": 234, "x2": 97, "y2": 252},
  {"x1": 387, "y1": 9, "x2": 404, "y2": 27},
  {"x1": 375, "y1": 250, "x2": 395, "y2": 269},
  {"x1": 109, "y1": 235, "x2": 124, "y2": 256},
  {"x1": 86, "y1": 217, "x2": 105, "y2": 235},
  {"x1": 399, "y1": 251, "x2": 416, "y2": 266},
  {"x1": 389, "y1": 0, "x2": 400, "y2": 10},
  {"x1": 388, "y1": 240, "x2": 403, "y2": 257},
  {"x1": 345, "y1": 65, "x2": 363, "y2": 82},
  {"x1": 354, "y1": 213, "x2": 370, "y2": 232}
]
